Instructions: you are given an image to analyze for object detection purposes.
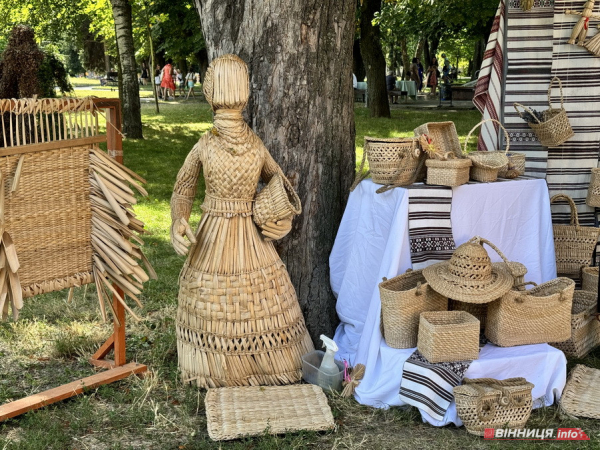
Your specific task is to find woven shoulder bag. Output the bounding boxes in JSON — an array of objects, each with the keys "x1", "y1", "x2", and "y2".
[{"x1": 551, "y1": 194, "x2": 600, "y2": 276}]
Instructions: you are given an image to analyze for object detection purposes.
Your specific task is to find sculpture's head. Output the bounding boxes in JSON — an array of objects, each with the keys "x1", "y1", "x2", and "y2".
[{"x1": 203, "y1": 54, "x2": 249, "y2": 112}]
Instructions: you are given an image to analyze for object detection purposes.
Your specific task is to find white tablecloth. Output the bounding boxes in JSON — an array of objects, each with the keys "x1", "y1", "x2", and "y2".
[
  {"x1": 395, "y1": 80, "x2": 417, "y2": 97},
  {"x1": 331, "y1": 179, "x2": 566, "y2": 426}
]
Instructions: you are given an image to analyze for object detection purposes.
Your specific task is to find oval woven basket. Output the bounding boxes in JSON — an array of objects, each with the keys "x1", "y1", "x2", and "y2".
[
  {"x1": 514, "y1": 77, "x2": 574, "y2": 147},
  {"x1": 551, "y1": 194, "x2": 600, "y2": 277},
  {"x1": 465, "y1": 119, "x2": 510, "y2": 183}
]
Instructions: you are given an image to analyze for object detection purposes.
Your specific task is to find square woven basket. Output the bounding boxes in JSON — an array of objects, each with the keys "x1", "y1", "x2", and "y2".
[{"x1": 417, "y1": 311, "x2": 480, "y2": 363}]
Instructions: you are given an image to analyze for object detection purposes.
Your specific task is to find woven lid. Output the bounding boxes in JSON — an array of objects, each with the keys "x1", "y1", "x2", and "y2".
[{"x1": 423, "y1": 240, "x2": 514, "y2": 304}]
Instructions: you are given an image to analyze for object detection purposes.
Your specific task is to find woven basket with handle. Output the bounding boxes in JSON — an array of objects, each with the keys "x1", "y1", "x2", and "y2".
[
  {"x1": 253, "y1": 171, "x2": 301, "y2": 227},
  {"x1": 550, "y1": 290, "x2": 600, "y2": 358},
  {"x1": 454, "y1": 377, "x2": 534, "y2": 436},
  {"x1": 414, "y1": 121, "x2": 463, "y2": 159},
  {"x1": 551, "y1": 194, "x2": 600, "y2": 277},
  {"x1": 350, "y1": 137, "x2": 424, "y2": 191},
  {"x1": 582, "y1": 266, "x2": 598, "y2": 293},
  {"x1": 417, "y1": 311, "x2": 480, "y2": 363},
  {"x1": 465, "y1": 119, "x2": 510, "y2": 183},
  {"x1": 379, "y1": 269, "x2": 448, "y2": 349},
  {"x1": 586, "y1": 167, "x2": 600, "y2": 207},
  {"x1": 514, "y1": 77, "x2": 574, "y2": 147},
  {"x1": 485, "y1": 277, "x2": 575, "y2": 347}
]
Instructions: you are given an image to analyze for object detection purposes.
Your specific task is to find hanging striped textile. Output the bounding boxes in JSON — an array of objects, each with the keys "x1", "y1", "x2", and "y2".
[
  {"x1": 547, "y1": 0, "x2": 600, "y2": 228},
  {"x1": 399, "y1": 350, "x2": 473, "y2": 421},
  {"x1": 474, "y1": 0, "x2": 507, "y2": 152},
  {"x1": 407, "y1": 184, "x2": 456, "y2": 270},
  {"x1": 503, "y1": 0, "x2": 556, "y2": 178}
]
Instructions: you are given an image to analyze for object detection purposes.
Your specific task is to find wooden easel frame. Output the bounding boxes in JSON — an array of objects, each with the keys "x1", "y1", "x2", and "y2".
[{"x1": 0, "y1": 98, "x2": 147, "y2": 422}]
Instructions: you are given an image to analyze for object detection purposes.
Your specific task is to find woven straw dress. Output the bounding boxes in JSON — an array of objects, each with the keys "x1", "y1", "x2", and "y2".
[{"x1": 171, "y1": 55, "x2": 314, "y2": 388}]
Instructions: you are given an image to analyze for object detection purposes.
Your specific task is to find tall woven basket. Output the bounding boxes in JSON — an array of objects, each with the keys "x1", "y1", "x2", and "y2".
[
  {"x1": 551, "y1": 194, "x2": 600, "y2": 276},
  {"x1": 379, "y1": 269, "x2": 448, "y2": 349},
  {"x1": 550, "y1": 290, "x2": 600, "y2": 359},
  {"x1": 351, "y1": 137, "x2": 423, "y2": 190},
  {"x1": 586, "y1": 168, "x2": 600, "y2": 207},
  {"x1": 582, "y1": 266, "x2": 599, "y2": 293},
  {"x1": 485, "y1": 277, "x2": 575, "y2": 347},
  {"x1": 454, "y1": 378, "x2": 534, "y2": 436},
  {"x1": 514, "y1": 77, "x2": 574, "y2": 147},
  {"x1": 464, "y1": 119, "x2": 510, "y2": 183}
]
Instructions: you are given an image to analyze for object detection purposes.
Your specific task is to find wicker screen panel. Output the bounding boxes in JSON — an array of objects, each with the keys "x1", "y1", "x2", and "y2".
[{"x1": 2, "y1": 146, "x2": 93, "y2": 297}]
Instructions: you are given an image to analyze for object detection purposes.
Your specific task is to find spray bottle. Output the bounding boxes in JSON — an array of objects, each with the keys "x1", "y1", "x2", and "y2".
[{"x1": 318, "y1": 335, "x2": 339, "y2": 376}]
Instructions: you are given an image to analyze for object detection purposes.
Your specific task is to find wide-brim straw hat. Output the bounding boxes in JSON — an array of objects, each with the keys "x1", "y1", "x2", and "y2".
[{"x1": 423, "y1": 238, "x2": 514, "y2": 304}]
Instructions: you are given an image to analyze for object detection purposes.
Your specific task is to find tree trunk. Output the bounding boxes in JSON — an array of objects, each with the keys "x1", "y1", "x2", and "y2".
[
  {"x1": 353, "y1": 39, "x2": 366, "y2": 82},
  {"x1": 472, "y1": 37, "x2": 486, "y2": 80},
  {"x1": 359, "y1": 0, "x2": 390, "y2": 118},
  {"x1": 424, "y1": 38, "x2": 431, "y2": 69},
  {"x1": 195, "y1": 48, "x2": 208, "y2": 83},
  {"x1": 194, "y1": 0, "x2": 356, "y2": 343},
  {"x1": 414, "y1": 37, "x2": 424, "y2": 61},
  {"x1": 429, "y1": 37, "x2": 440, "y2": 63},
  {"x1": 104, "y1": 42, "x2": 111, "y2": 74},
  {"x1": 110, "y1": 0, "x2": 143, "y2": 139},
  {"x1": 400, "y1": 37, "x2": 410, "y2": 81}
]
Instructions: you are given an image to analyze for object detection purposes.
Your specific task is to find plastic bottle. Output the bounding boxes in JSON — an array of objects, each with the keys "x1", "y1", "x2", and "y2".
[{"x1": 318, "y1": 335, "x2": 339, "y2": 376}]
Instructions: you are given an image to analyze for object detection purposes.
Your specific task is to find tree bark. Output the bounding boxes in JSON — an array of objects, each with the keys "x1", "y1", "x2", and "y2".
[
  {"x1": 472, "y1": 37, "x2": 486, "y2": 80},
  {"x1": 359, "y1": 0, "x2": 390, "y2": 117},
  {"x1": 194, "y1": 0, "x2": 356, "y2": 343},
  {"x1": 424, "y1": 38, "x2": 431, "y2": 69},
  {"x1": 400, "y1": 37, "x2": 410, "y2": 80},
  {"x1": 110, "y1": 0, "x2": 143, "y2": 139},
  {"x1": 195, "y1": 48, "x2": 208, "y2": 82},
  {"x1": 353, "y1": 39, "x2": 366, "y2": 82},
  {"x1": 414, "y1": 37, "x2": 425, "y2": 61}
]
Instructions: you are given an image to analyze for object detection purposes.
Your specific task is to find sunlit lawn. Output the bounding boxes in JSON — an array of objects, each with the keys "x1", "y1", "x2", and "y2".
[{"x1": 1, "y1": 100, "x2": 598, "y2": 449}]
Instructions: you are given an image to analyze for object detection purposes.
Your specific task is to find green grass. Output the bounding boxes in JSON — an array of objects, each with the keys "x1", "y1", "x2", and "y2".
[{"x1": 1, "y1": 101, "x2": 598, "y2": 449}]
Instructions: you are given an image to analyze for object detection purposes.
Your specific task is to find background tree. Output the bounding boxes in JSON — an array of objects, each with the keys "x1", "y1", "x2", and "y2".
[
  {"x1": 359, "y1": 0, "x2": 391, "y2": 118},
  {"x1": 194, "y1": 0, "x2": 356, "y2": 343},
  {"x1": 109, "y1": 0, "x2": 143, "y2": 139}
]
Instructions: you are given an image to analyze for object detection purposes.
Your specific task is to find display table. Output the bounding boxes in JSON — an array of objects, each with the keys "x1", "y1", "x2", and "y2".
[
  {"x1": 395, "y1": 80, "x2": 417, "y2": 99},
  {"x1": 331, "y1": 178, "x2": 566, "y2": 426}
]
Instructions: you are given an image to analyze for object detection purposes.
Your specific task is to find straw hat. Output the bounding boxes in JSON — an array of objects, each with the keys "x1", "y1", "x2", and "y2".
[{"x1": 423, "y1": 239, "x2": 514, "y2": 304}]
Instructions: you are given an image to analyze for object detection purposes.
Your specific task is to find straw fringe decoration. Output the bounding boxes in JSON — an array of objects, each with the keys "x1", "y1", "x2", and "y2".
[{"x1": 341, "y1": 364, "x2": 366, "y2": 398}]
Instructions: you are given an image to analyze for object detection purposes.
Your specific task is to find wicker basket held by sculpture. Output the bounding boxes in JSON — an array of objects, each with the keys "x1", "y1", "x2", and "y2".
[
  {"x1": 171, "y1": 54, "x2": 313, "y2": 388},
  {"x1": 454, "y1": 377, "x2": 534, "y2": 436},
  {"x1": 582, "y1": 266, "x2": 599, "y2": 293},
  {"x1": 586, "y1": 167, "x2": 600, "y2": 207},
  {"x1": 485, "y1": 277, "x2": 575, "y2": 347},
  {"x1": 253, "y1": 172, "x2": 301, "y2": 227},
  {"x1": 551, "y1": 194, "x2": 600, "y2": 277},
  {"x1": 465, "y1": 119, "x2": 510, "y2": 183},
  {"x1": 379, "y1": 269, "x2": 448, "y2": 349},
  {"x1": 417, "y1": 311, "x2": 480, "y2": 363},
  {"x1": 550, "y1": 290, "x2": 600, "y2": 359},
  {"x1": 514, "y1": 77, "x2": 574, "y2": 147}
]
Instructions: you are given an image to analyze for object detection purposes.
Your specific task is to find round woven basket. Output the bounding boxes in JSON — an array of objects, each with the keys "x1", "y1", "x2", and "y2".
[
  {"x1": 465, "y1": 119, "x2": 510, "y2": 183},
  {"x1": 364, "y1": 136, "x2": 422, "y2": 185},
  {"x1": 425, "y1": 158, "x2": 471, "y2": 187},
  {"x1": 253, "y1": 172, "x2": 301, "y2": 227},
  {"x1": 586, "y1": 167, "x2": 600, "y2": 208},
  {"x1": 498, "y1": 152, "x2": 526, "y2": 179},
  {"x1": 514, "y1": 77, "x2": 574, "y2": 147},
  {"x1": 582, "y1": 266, "x2": 598, "y2": 293}
]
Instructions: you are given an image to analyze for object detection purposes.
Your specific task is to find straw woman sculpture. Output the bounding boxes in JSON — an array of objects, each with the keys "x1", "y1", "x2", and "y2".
[
  {"x1": 170, "y1": 54, "x2": 314, "y2": 388},
  {"x1": 565, "y1": 0, "x2": 600, "y2": 45}
]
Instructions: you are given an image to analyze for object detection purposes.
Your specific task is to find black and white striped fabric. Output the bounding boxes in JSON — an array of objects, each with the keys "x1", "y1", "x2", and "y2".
[
  {"x1": 399, "y1": 351, "x2": 473, "y2": 421},
  {"x1": 407, "y1": 184, "x2": 456, "y2": 270}
]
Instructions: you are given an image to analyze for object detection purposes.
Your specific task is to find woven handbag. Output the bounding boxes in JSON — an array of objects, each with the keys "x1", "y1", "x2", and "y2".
[
  {"x1": 551, "y1": 194, "x2": 600, "y2": 276},
  {"x1": 253, "y1": 171, "x2": 301, "y2": 227},
  {"x1": 586, "y1": 168, "x2": 600, "y2": 207},
  {"x1": 350, "y1": 137, "x2": 424, "y2": 191},
  {"x1": 550, "y1": 290, "x2": 600, "y2": 359},
  {"x1": 514, "y1": 77, "x2": 574, "y2": 147},
  {"x1": 485, "y1": 277, "x2": 575, "y2": 347},
  {"x1": 379, "y1": 269, "x2": 448, "y2": 349},
  {"x1": 465, "y1": 119, "x2": 510, "y2": 183},
  {"x1": 454, "y1": 377, "x2": 534, "y2": 436}
]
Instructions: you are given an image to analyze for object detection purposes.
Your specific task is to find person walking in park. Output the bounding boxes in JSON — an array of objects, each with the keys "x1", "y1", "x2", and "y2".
[
  {"x1": 417, "y1": 58, "x2": 424, "y2": 92},
  {"x1": 410, "y1": 58, "x2": 420, "y2": 88},
  {"x1": 154, "y1": 64, "x2": 163, "y2": 99},
  {"x1": 427, "y1": 57, "x2": 439, "y2": 96},
  {"x1": 140, "y1": 62, "x2": 149, "y2": 85},
  {"x1": 386, "y1": 70, "x2": 398, "y2": 104},
  {"x1": 442, "y1": 53, "x2": 451, "y2": 79},
  {"x1": 185, "y1": 69, "x2": 196, "y2": 100},
  {"x1": 160, "y1": 59, "x2": 176, "y2": 100},
  {"x1": 176, "y1": 68, "x2": 185, "y2": 97}
]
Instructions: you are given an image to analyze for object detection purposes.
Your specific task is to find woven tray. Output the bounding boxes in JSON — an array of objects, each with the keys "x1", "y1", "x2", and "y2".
[
  {"x1": 560, "y1": 365, "x2": 600, "y2": 419},
  {"x1": 205, "y1": 385, "x2": 335, "y2": 440}
]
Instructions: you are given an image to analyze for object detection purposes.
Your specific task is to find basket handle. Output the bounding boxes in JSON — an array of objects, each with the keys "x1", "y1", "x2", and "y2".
[
  {"x1": 547, "y1": 76, "x2": 565, "y2": 111},
  {"x1": 550, "y1": 194, "x2": 579, "y2": 228},
  {"x1": 467, "y1": 236, "x2": 514, "y2": 275},
  {"x1": 463, "y1": 119, "x2": 511, "y2": 155},
  {"x1": 513, "y1": 103, "x2": 543, "y2": 124},
  {"x1": 514, "y1": 281, "x2": 538, "y2": 291}
]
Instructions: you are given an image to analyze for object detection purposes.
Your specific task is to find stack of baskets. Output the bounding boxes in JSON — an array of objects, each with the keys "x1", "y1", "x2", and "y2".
[{"x1": 464, "y1": 119, "x2": 510, "y2": 183}]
